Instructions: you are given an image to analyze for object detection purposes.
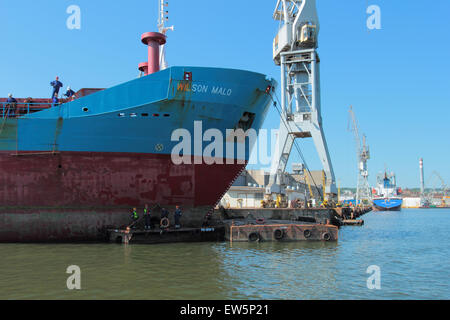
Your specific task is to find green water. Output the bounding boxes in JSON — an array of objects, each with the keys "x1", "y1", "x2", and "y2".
[{"x1": 0, "y1": 209, "x2": 449, "y2": 300}]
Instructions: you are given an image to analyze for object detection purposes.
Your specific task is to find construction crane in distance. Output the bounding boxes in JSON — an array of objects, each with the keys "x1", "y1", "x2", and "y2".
[
  {"x1": 420, "y1": 159, "x2": 448, "y2": 207},
  {"x1": 348, "y1": 106, "x2": 372, "y2": 205},
  {"x1": 427, "y1": 170, "x2": 448, "y2": 206},
  {"x1": 266, "y1": 0, "x2": 337, "y2": 202},
  {"x1": 429, "y1": 171, "x2": 447, "y2": 195}
]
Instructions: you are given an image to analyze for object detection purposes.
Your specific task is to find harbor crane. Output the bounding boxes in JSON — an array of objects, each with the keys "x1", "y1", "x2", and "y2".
[
  {"x1": 429, "y1": 171, "x2": 447, "y2": 197},
  {"x1": 266, "y1": 0, "x2": 337, "y2": 201},
  {"x1": 425, "y1": 169, "x2": 448, "y2": 206},
  {"x1": 420, "y1": 159, "x2": 448, "y2": 207},
  {"x1": 348, "y1": 106, "x2": 372, "y2": 205}
]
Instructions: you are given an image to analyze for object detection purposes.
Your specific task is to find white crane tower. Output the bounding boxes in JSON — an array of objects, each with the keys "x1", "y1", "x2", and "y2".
[
  {"x1": 158, "y1": 0, "x2": 174, "y2": 70},
  {"x1": 348, "y1": 106, "x2": 371, "y2": 205},
  {"x1": 266, "y1": 0, "x2": 337, "y2": 200}
]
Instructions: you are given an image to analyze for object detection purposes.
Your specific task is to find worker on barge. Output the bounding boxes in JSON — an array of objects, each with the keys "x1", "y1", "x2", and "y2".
[
  {"x1": 174, "y1": 206, "x2": 182, "y2": 229},
  {"x1": 130, "y1": 207, "x2": 139, "y2": 229},
  {"x1": 160, "y1": 208, "x2": 170, "y2": 231},
  {"x1": 143, "y1": 204, "x2": 151, "y2": 230}
]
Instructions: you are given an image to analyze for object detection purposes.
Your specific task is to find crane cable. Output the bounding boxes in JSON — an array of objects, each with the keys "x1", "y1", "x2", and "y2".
[{"x1": 268, "y1": 91, "x2": 324, "y2": 199}]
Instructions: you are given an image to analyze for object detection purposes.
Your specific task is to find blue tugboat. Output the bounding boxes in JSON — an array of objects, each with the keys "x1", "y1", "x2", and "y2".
[{"x1": 372, "y1": 171, "x2": 403, "y2": 211}]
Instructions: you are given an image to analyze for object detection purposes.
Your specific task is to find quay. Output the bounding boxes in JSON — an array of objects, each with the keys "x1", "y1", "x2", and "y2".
[
  {"x1": 333, "y1": 206, "x2": 372, "y2": 219},
  {"x1": 217, "y1": 207, "x2": 341, "y2": 226},
  {"x1": 217, "y1": 206, "x2": 372, "y2": 228}
]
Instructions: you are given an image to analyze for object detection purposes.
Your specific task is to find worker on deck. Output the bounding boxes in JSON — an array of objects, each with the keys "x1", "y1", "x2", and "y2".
[
  {"x1": 160, "y1": 207, "x2": 170, "y2": 230},
  {"x1": 275, "y1": 196, "x2": 281, "y2": 208},
  {"x1": 174, "y1": 206, "x2": 182, "y2": 229},
  {"x1": 6, "y1": 93, "x2": 17, "y2": 117},
  {"x1": 161, "y1": 207, "x2": 169, "y2": 219},
  {"x1": 143, "y1": 204, "x2": 151, "y2": 230},
  {"x1": 64, "y1": 86, "x2": 76, "y2": 101},
  {"x1": 50, "y1": 76, "x2": 63, "y2": 98},
  {"x1": 202, "y1": 210, "x2": 212, "y2": 227},
  {"x1": 52, "y1": 93, "x2": 59, "y2": 107},
  {"x1": 130, "y1": 207, "x2": 139, "y2": 228}
]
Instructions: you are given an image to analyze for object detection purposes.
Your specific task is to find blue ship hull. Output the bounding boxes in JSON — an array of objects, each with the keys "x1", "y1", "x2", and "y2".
[
  {"x1": 7, "y1": 67, "x2": 273, "y2": 155},
  {"x1": 373, "y1": 198, "x2": 403, "y2": 211}
]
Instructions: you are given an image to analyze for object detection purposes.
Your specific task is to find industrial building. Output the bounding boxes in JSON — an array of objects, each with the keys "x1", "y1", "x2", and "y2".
[{"x1": 219, "y1": 169, "x2": 324, "y2": 208}]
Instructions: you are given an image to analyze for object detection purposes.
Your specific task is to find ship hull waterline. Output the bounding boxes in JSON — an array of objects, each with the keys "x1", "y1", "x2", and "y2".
[{"x1": 372, "y1": 198, "x2": 403, "y2": 212}]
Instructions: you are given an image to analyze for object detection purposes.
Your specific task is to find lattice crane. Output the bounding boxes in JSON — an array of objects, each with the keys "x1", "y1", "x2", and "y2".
[
  {"x1": 348, "y1": 106, "x2": 371, "y2": 205},
  {"x1": 266, "y1": 0, "x2": 337, "y2": 201}
]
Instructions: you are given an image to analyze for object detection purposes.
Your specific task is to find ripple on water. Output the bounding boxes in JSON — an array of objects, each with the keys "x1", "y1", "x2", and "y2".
[{"x1": 0, "y1": 209, "x2": 449, "y2": 299}]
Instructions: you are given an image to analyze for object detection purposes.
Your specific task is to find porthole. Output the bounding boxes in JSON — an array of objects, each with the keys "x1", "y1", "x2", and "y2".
[{"x1": 82, "y1": 107, "x2": 89, "y2": 112}]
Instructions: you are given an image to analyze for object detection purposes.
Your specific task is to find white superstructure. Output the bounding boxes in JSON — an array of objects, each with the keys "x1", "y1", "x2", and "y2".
[{"x1": 374, "y1": 171, "x2": 399, "y2": 199}]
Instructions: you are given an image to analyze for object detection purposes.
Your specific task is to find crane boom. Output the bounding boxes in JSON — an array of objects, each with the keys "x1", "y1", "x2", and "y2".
[{"x1": 429, "y1": 171, "x2": 448, "y2": 197}]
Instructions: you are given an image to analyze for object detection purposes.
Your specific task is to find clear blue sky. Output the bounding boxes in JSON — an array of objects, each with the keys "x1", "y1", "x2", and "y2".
[{"x1": 1, "y1": 0, "x2": 449, "y2": 188}]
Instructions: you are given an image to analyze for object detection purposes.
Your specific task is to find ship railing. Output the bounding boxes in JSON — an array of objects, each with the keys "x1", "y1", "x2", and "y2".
[{"x1": 0, "y1": 101, "x2": 66, "y2": 119}]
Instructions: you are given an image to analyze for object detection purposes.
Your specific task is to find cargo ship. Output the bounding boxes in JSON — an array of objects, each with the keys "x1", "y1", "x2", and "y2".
[
  {"x1": 372, "y1": 171, "x2": 403, "y2": 211},
  {"x1": 0, "y1": 3, "x2": 275, "y2": 242}
]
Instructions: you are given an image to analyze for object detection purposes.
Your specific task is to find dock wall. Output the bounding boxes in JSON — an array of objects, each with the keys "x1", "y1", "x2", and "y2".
[{"x1": 216, "y1": 207, "x2": 340, "y2": 225}]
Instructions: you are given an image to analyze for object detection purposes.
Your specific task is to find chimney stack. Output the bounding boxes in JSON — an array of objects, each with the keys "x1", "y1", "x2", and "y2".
[
  {"x1": 138, "y1": 32, "x2": 166, "y2": 75},
  {"x1": 419, "y1": 158, "x2": 425, "y2": 195}
]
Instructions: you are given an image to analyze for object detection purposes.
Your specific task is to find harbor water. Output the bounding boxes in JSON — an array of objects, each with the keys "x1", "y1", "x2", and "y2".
[{"x1": 0, "y1": 209, "x2": 449, "y2": 300}]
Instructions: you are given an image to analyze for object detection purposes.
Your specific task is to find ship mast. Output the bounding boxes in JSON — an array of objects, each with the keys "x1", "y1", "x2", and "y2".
[{"x1": 158, "y1": 0, "x2": 174, "y2": 70}]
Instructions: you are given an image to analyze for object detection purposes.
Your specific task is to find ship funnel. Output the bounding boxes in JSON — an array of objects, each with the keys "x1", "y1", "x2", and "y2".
[
  {"x1": 139, "y1": 32, "x2": 167, "y2": 75},
  {"x1": 138, "y1": 62, "x2": 149, "y2": 75}
]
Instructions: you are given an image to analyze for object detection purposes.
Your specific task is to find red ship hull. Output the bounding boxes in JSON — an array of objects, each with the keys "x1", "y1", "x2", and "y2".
[{"x1": 0, "y1": 151, "x2": 244, "y2": 241}]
